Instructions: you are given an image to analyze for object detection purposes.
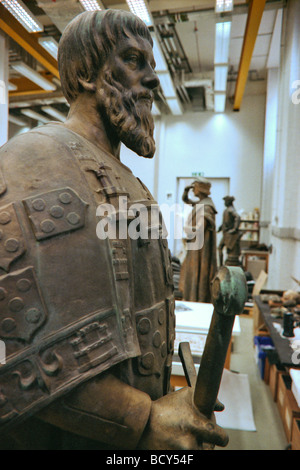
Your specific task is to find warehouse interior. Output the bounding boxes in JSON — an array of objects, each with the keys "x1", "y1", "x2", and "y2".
[{"x1": 0, "y1": 0, "x2": 299, "y2": 451}]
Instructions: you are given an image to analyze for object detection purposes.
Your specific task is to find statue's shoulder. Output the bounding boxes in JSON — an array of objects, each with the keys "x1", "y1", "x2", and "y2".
[
  {"x1": 0, "y1": 123, "x2": 72, "y2": 158},
  {"x1": 0, "y1": 124, "x2": 76, "y2": 172}
]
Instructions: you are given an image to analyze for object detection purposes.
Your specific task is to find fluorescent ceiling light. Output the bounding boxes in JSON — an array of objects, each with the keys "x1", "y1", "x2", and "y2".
[
  {"x1": 215, "y1": 0, "x2": 233, "y2": 13},
  {"x1": 214, "y1": 21, "x2": 231, "y2": 64},
  {"x1": 79, "y1": 0, "x2": 103, "y2": 10},
  {"x1": 126, "y1": 0, "x2": 153, "y2": 27},
  {"x1": 214, "y1": 93, "x2": 226, "y2": 113},
  {"x1": 214, "y1": 65, "x2": 228, "y2": 92},
  {"x1": 157, "y1": 72, "x2": 177, "y2": 99},
  {"x1": 11, "y1": 62, "x2": 56, "y2": 91},
  {"x1": 38, "y1": 36, "x2": 59, "y2": 60},
  {"x1": 166, "y1": 98, "x2": 182, "y2": 116},
  {"x1": 8, "y1": 114, "x2": 27, "y2": 126},
  {"x1": 41, "y1": 106, "x2": 67, "y2": 122},
  {"x1": 8, "y1": 81, "x2": 17, "y2": 91},
  {"x1": 151, "y1": 34, "x2": 168, "y2": 73},
  {"x1": 21, "y1": 109, "x2": 51, "y2": 123},
  {"x1": 1, "y1": 0, "x2": 43, "y2": 32}
]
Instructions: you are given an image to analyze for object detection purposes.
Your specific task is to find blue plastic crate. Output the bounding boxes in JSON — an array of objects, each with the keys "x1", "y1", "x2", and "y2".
[{"x1": 254, "y1": 336, "x2": 275, "y2": 379}]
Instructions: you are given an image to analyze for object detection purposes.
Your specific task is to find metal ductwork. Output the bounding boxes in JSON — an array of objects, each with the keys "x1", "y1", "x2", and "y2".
[
  {"x1": 37, "y1": 0, "x2": 84, "y2": 33},
  {"x1": 182, "y1": 74, "x2": 214, "y2": 112}
]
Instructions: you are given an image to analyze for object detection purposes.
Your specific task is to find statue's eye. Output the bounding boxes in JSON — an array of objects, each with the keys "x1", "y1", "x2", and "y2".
[
  {"x1": 124, "y1": 52, "x2": 143, "y2": 69},
  {"x1": 126, "y1": 54, "x2": 139, "y2": 65}
]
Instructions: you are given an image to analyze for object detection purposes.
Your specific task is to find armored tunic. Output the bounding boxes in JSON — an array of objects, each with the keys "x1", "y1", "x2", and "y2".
[{"x1": 0, "y1": 123, "x2": 175, "y2": 438}]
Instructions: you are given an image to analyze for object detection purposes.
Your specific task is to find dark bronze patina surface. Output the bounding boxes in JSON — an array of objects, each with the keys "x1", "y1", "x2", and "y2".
[
  {"x1": 179, "y1": 178, "x2": 217, "y2": 303},
  {"x1": 0, "y1": 10, "x2": 246, "y2": 450},
  {"x1": 218, "y1": 196, "x2": 242, "y2": 266}
]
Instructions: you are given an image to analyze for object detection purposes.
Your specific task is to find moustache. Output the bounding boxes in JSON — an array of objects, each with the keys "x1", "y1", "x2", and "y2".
[{"x1": 133, "y1": 91, "x2": 154, "y2": 105}]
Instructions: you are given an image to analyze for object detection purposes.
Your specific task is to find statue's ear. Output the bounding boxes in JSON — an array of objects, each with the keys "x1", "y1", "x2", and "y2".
[{"x1": 78, "y1": 78, "x2": 96, "y2": 93}]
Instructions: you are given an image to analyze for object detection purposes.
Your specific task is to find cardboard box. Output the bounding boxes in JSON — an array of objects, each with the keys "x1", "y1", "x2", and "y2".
[
  {"x1": 280, "y1": 374, "x2": 300, "y2": 441},
  {"x1": 291, "y1": 419, "x2": 300, "y2": 450},
  {"x1": 277, "y1": 373, "x2": 289, "y2": 423},
  {"x1": 269, "y1": 363, "x2": 287, "y2": 402},
  {"x1": 264, "y1": 356, "x2": 271, "y2": 384}
]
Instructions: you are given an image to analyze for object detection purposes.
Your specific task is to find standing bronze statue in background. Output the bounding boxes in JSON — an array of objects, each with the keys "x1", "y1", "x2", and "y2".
[
  {"x1": 0, "y1": 10, "x2": 228, "y2": 450},
  {"x1": 218, "y1": 196, "x2": 242, "y2": 267},
  {"x1": 179, "y1": 178, "x2": 217, "y2": 303}
]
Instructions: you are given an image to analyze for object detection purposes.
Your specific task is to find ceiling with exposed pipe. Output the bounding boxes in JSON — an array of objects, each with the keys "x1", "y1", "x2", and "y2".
[{"x1": 0, "y1": 0, "x2": 286, "y2": 126}]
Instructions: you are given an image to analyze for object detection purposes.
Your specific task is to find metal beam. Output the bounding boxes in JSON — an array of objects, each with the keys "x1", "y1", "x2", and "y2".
[
  {"x1": 233, "y1": 0, "x2": 267, "y2": 111},
  {"x1": 8, "y1": 74, "x2": 56, "y2": 97},
  {"x1": 0, "y1": 3, "x2": 59, "y2": 79}
]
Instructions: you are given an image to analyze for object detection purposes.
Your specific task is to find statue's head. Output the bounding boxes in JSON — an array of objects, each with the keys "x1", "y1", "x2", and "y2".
[
  {"x1": 223, "y1": 196, "x2": 235, "y2": 206},
  {"x1": 58, "y1": 10, "x2": 159, "y2": 158},
  {"x1": 191, "y1": 177, "x2": 211, "y2": 197}
]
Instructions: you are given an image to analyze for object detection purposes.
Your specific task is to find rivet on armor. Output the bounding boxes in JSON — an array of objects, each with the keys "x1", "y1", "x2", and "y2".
[
  {"x1": 152, "y1": 330, "x2": 162, "y2": 348},
  {"x1": 4, "y1": 238, "x2": 20, "y2": 253},
  {"x1": 59, "y1": 192, "x2": 72, "y2": 204},
  {"x1": 1, "y1": 317, "x2": 16, "y2": 333},
  {"x1": 32, "y1": 198, "x2": 46, "y2": 212},
  {"x1": 50, "y1": 205, "x2": 64, "y2": 218},
  {"x1": 0, "y1": 267, "x2": 47, "y2": 342},
  {"x1": 137, "y1": 317, "x2": 151, "y2": 335},
  {"x1": 67, "y1": 212, "x2": 81, "y2": 225},
  {"x1": 17, "y1": 278, "x2": 32, "y2": 293},
  {"x1": 0, "y1": 211, "x2": 11, "y2": 225},
  {"x1": 141, "y1": 352, "x2": 154, "y2": 370},
  {"x1": 158, "y1": 308, "x2": 164, "y2": 325},
  {"x1": 8, "y1": 297, "x2": 24, "y2": 313},
  {"x1": 23, "y1": 188, "x2": 88, "y2": 241},
  {"x1": 161, "y1": 342, "x2": 167, "y2": 358},
  {"x1": 0, "y1": 287, "x2": 7, "y2": 300},
  {"x1": 25, "y1": 308, "x2": 41, "y2": 324},
  {"x1": 40, "y1": 219, "x2": 55, "y2": 233}
]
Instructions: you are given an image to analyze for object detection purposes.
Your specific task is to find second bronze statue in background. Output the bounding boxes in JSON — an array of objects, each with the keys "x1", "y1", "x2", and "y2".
[{"x1": 179, "y1": 177, "x2": 217, "y2": 303}]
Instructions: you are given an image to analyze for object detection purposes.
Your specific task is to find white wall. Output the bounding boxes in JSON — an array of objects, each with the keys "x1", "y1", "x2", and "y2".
[
  {"x1": 266, "y1": 0, "x2": 300, "y2": 291},
  {"x1": 260, "y1": 68, "x2": 279, "y2": 245},
  {"x1": 121, "y1": 93, "x2": 266, "y2": 254},
  {"x1": 156, "y1": 94, "x2": 265, "y2": 211}
]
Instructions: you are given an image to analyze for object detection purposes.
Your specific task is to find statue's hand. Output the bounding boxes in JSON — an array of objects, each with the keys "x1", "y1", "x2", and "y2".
[{"x1": 137, "y1": 387, "x2": 228, "y2": 450}]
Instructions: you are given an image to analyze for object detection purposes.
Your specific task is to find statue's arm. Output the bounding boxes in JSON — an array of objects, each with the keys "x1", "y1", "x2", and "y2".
[
  {"x1": 37, "y1": 371, "x2": 228, "y2": 450},
  {"x1": 37, "y1": 372, "x2": 152, "y2": 450},
  {"x1": 182, "y1": 186, "x2": 195, "y2": 205}
]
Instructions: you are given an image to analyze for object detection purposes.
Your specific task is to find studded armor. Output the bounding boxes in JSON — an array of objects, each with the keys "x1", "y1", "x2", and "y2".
[{"x1": 0, "y1": 123, "x2": 175, "y2": 434}]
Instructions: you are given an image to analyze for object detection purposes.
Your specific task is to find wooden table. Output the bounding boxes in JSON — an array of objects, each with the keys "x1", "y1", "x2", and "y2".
[{"x1": 171, "y1": 301, "x2": 241, "y2": 389}]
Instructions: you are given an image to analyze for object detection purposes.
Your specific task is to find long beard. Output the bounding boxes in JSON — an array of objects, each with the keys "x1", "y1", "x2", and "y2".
[{"x1": 97, "y1": 70, "x2": 156, "y2": 158}]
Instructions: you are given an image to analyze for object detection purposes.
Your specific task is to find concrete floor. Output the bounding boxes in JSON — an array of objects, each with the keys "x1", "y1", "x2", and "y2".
[{"x1": 218, "y1": 316, "x2": 288, "y2": 451}]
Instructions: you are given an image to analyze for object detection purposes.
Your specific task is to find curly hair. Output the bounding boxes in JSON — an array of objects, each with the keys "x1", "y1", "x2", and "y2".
[{"x1": 58, "y1": 9, "x2": 153, "y2": 103}]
